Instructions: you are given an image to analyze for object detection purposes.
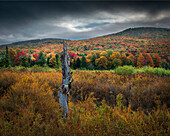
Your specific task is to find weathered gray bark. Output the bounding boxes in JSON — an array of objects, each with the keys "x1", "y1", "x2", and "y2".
[{"x1": 59, "y1": 40, "x2": 73, "y2": 118}]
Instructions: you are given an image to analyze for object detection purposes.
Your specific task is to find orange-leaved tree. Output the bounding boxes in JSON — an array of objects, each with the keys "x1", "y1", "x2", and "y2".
[
  {"x1": 137, "y1": 53, "x2": 145, "y2": 68},
  {"x1": 127, "y1": 53, "x2": 135, "y2": 66}
]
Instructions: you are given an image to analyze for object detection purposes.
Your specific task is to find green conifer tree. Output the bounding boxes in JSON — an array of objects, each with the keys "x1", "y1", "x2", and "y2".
[
  {"x1": 5, "y1": 46, "x2": 10, "y2": 67},
  {"x1": 37, "y1": 52, "x2": 46, "y2": 66},
  {"x1": 81, "y1": 55, "x2": 87, "y2": 68},
  {"x1": 55, "y1": 54, "x2": 61, "y2": 69},
  {"x1": 76, "y1": 57, "x2": 81, "y2": 68},
  {"x1": 73, "y1": 59, "x2": 76, "y2": 69}
]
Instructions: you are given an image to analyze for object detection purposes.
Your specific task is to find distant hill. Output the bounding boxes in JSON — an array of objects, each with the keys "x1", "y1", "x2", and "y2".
[
  {"x1": 115, "y1": 27, "x2": 169, "y2": 35},
  {"x1": 1, "y1": 27, "x2": 169, "y2": 47},
  {"x1": 0, "y1": 27, "x2": 169, "y2": 59},
  {"x1": 113, "y1": 27, "x2": 170, "y2": 38},
  {"x1": 0, "y1": 38, "x2": 66, "y2": 48}
]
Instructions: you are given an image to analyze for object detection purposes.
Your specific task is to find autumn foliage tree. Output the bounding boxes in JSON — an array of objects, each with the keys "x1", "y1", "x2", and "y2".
[
  {"x1": 9, "y1": 48, "x2": 16, "y2": 66},
  {"x1": 95, "y1": 56, "x2": 108, "y2": 69},
  {"x1": 14, "y1": 51, "x2": 28, "y2": 66},
  {"x1": 16, "y1": 48, "x2": 21, "y2": 54},
  {"x1": 49, "y1": 56, "x2": 57, "y2": 68},
  {"x1": 137, "y1": 53, "x2": 145, "y2": 68},
  {"x1": 100, "y1": 51, "x2": 108, "y2": 58},
  {"x1": 95, "y1": 51, "x2": 101, "y2": 58},
  {"x1": 47, "y1": 54, "x2": 52, "y2": 66},
  {"x1": 127, "y1": 53, "x2": 135, "y2": 66},
  {"x1": 109, "y1": 52, "x2": 122, "y2": 69},
  {"x1": 33, "y1": 53, "x2": 38, "y2": 61},
  {"x1": 153, "y1": 53, "x2": 161, "y2": 67},
  {"x1": 143, "y1": 53, "x2": 155, "y2": 67},
  {"x1": 121, "y1": 53, "x2": 128, "y2": 65},
  {"x1": 86, "y1": 53, "x2": 93, "y2": 65},
  {"x1": 112, "y1": 58, "x2": 122, "y2": 68}
]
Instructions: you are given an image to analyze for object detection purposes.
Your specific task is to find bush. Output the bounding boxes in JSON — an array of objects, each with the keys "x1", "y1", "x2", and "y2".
[
  {"x1": 0, "y1": 70, "x2": 169, "y2": 135},
  {"x1": 30, "y1": 65, "x2": 44, "y2": 72},
  {"x1": 153, "y1": 67, "x2": 168, "y2": 76},
  {"x1": 115, "y1": 65, "x2": 135, "y2": 75},
  {"x1": 0, "y1": 75, "x2": 61, "y2": 136},
  {"x1": 136, "y1": 66, "x2": 170, "y2": 76}
]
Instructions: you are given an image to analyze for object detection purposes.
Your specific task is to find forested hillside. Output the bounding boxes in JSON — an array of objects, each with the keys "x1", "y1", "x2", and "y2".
[{"x1": 0, "y1": 27, "x2": 169, "y2": 69}]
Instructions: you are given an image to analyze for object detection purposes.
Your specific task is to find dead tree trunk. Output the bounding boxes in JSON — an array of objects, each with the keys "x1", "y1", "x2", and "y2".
[{"x1": 59, "y1": 40, "x2": 73, "y2": 118}]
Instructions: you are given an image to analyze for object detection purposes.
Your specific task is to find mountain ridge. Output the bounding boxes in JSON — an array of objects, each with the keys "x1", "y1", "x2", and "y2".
[{"x1": 0, "y1": 27, "x2": 169, "y2": 47}]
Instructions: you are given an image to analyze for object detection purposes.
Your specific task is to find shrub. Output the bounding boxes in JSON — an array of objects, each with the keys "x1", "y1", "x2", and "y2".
[
  {"x1": 0, "y1": 73, "x2": 61, "y2": 136},
  {"x1": 30, "y1": 65, "x2": 44, "y2": 72},
  {"x1": 135, "y1": 66, "x2": 170, "y2": 76},
  {"x1": 0, "y1": 70, "x2": 169, "y2": 135},
  {"x1": 29, "y1": 65, "x2": 56, "y2": 72},
  {"x1": 115, "y1": 65, "x2": 135, "y2": 75},
  {"x1": 153, "y1": 67, "x2": 167, "y2": 76}
]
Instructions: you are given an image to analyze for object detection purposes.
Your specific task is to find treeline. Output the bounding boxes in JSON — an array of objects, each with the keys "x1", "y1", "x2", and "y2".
[
  {"x1": 70, "y1": 50, "x2": 170, "y2": 70},
  {"x1": 0, "y1": 46, "x2": 61, "y2": 68},
  {"x1": 0, "y1": 46, "x2": 169, "y2": 70}
]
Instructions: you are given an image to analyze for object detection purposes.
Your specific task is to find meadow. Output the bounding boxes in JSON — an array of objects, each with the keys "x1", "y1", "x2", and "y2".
[{"x1": 0, "y1": 68, "x2": 169, "y2": 135}]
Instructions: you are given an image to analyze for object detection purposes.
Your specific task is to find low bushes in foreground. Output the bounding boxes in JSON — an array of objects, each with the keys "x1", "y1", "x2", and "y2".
[
  {"x1": 0, "y1": 70, "x2": 169, "y2": 135},
  {"x1": 0, "y1": 92, "x2": 169, "y2": 136}
]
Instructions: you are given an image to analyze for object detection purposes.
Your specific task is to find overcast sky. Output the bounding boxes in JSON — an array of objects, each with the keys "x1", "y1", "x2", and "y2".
[{"x1": 0, "y1": 0, "x2": 170, "y2": 45}]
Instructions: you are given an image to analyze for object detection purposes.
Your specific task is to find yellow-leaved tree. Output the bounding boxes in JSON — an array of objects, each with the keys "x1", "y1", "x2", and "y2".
[
  {"x1": 100, "y1": 51, "x2": 108, "y2": 58},
  {"x1": 86, "y1": 53, "x2": 93, "y2": 65},
  {"x1": 127, "y1": 53, "x2": 135, "y2": 66},
  {"x1": 109, "y1": 52, "x2": 122, "y2": 69},
  {"x1": 95, "y1": 56, "x2": 108, "y2": 69},
  {"x1": 49, "y1": 56, "x2": 57, "y2": 68}
]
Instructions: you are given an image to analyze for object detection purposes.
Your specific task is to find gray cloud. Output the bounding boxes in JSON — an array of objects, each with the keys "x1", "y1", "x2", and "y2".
[{"x1": 0, "y1": 1, "x2": 169, "y2": 45}]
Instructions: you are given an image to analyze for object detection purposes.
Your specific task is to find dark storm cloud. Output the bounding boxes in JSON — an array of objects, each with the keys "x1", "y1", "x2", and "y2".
[{"x1": 0, "y1": 1, "x2": 169, "y2": 45}]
